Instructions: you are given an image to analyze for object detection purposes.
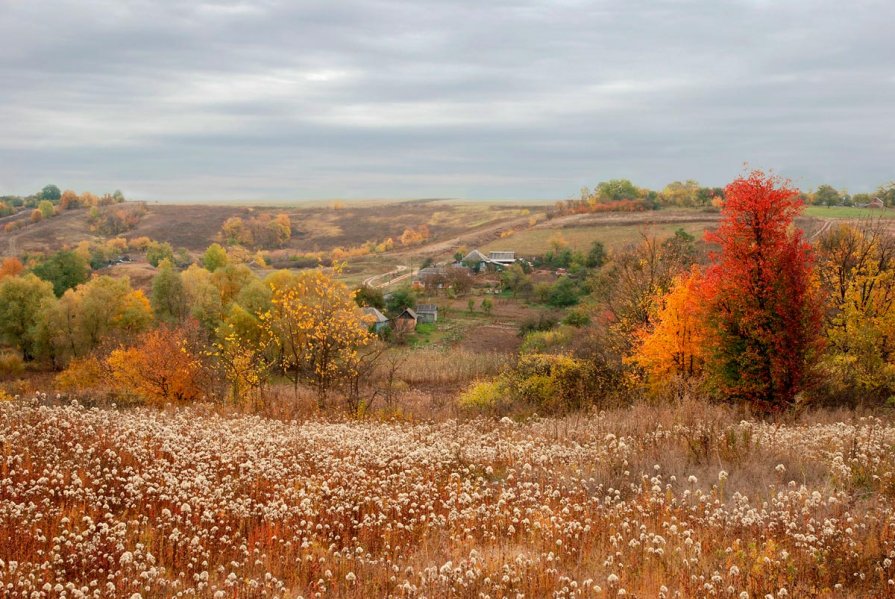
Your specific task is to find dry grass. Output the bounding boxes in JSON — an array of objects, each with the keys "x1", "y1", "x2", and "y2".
[
  {"x1": 3, "y1": 396, "x2": 895, "y2": 597},
  {"x1": 388, "y1": 347, "x2": 512, "y2": 386},
  {"x1": 481, "y1": 221, "x2": 710, "y2": 255}
]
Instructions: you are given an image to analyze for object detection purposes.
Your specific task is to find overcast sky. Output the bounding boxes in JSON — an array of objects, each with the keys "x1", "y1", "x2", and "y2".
[{"x1": 1, "y1": 0, "x2": 892, "y2": 201}]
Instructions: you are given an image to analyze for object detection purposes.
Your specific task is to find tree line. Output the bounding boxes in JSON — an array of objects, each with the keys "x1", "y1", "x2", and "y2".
[
  {"x1": 556, "y1": 177, "x2": 895, "y2": 215},
  {"x1": 0, "y1": 244, "x2": 375, "y2": 410}
]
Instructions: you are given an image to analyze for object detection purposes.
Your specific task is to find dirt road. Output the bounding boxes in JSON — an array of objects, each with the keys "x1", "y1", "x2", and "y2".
[
  {"x1": 390, "y1": 214, "x2": 539, "y2": 259},
  {"x1": 363, "y1": 265, "x2": 414, "y2": 289}
]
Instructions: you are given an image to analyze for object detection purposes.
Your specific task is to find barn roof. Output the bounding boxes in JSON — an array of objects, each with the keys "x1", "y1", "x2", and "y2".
[
  {"x1": 415, "y1": 304, "x2": 438, "y2": 314},
  {"x1": 488, "y1": 251, "x2": 516, "y2": 261},
  {"x1": 398, "y1": 308, "x2": 418, "y2": 319},
  {"x1": 463, "y1": 249, "x2": 489, "y2": 263},
  {"x1": 362, "y1": 306, "x2": 389, "y2": 323}
]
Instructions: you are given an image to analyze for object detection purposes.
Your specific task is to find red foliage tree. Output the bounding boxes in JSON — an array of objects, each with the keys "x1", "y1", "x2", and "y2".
[{"x1": 702, "y1": 171, "x2": 823, "y2": 411}]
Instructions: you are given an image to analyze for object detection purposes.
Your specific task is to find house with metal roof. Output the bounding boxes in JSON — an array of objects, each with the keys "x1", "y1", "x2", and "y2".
[{"x1": 488, "y1": 251, "x2": 516, "y2": 265}]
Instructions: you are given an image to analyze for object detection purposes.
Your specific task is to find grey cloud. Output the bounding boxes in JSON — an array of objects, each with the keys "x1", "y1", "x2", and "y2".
[{"x1": 0, "y1": 0, "x2": 893, "y2": 200}]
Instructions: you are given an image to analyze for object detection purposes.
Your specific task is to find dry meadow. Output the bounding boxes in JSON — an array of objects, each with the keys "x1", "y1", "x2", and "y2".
[{"x1": 2, "y1": 397, "x2": 895, "y2": 598}]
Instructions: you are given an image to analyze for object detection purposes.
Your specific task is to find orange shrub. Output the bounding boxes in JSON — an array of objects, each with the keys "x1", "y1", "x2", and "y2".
[{"x1": 106, "y1": 325, "x2": 207, "y2": 405}]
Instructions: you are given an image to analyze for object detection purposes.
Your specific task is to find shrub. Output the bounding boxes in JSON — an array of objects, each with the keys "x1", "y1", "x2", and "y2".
[
  {"x1": 458, "y1": 352, "x2": 604, "y2": 416},
  {"x1": 518, "y1": 313, "x2": 557, "y2": 336},
  {"x1": 0, "y1": 352, "x2": 25, "y2": 380},
  {"x1": 520, "y1": 326, "x2": 575, "y2": 354},
  {"x1": 510, "y1": 353, "x2": 593, "y2": 413},
  {"x1": 55, "y1": 356, "x2": 107, "y2": 393},
  {"x1": 458, "y1": 379, "x2": 509, "y2": 412},
  {"x1": 547, "y1": 277, "x2": 580, "y2": 307}
]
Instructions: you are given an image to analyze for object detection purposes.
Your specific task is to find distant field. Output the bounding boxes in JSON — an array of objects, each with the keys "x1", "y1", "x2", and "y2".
[
  {"x1": 482, "y1": 221, "x2": 711, "y2": 255},
  {"x1": 0, "y1": 200, "x2": 537, "y2": 257},
  {"x1": 804, "y1": 205, "x2": 895, "y2": 219}
]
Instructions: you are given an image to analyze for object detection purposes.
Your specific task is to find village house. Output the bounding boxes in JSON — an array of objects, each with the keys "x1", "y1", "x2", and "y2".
[
  {"x1": 488, "y1": 251, "x2": 516, "y2": 265},
  {"x1": 855, "y1": 197, "x2": 886, "y2": 209},
  {"x1": 415, "y1": 304, "x2": 438, "y2": 323},
  {"x1": 461, "y1": 249, "x2": 490, "y2": 271},
  {"x1": 362, "y1": 306, "x2": 390, "y2": 332},
  {"x1": 461, "y1": 249, "x2": 517, "y2": 272}
]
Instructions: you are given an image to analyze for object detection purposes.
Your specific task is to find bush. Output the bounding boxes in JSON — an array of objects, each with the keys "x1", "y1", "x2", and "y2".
[
  {"x1": 458, "y1": 352, "x2": 607, "y2": 416},
  {"x1": 519, "y1": 313, "x2": 557, "y2": 336},
  {"x1": 563, "y1": 309, "x2": 590, "y2": 327},
  {"x1": 458, "y1": 379, "x2": 509, "y2": 413},
  {"x1": 520, "y1": 326, "x2": 575, "y2": 354},
  {"x1": 0, "y1": 352, "x2": 25, "y2": 380},
  {"x1": 510, "y1": 353, "x2": 593, "y2": 413},
  {"x1": 547, "y1": 277, "x2": 580, "y2": 307},
  {"x1": 55, "y1": 356, "x2": 107, "y2": 392}
]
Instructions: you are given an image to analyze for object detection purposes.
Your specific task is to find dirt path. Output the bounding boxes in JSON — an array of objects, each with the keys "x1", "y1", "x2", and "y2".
[
  {"x1": 3, "y1": 228, "x2": 21, "y2": 256},
  {"x1": 391, "y1": 214, "x2": 539, "y2": 259},
  {"x1": 363, "y1": 265, "x2": 413, "y2": 289},
  {"x1": 809, "y1": 219, "x2": 832, "y2": 240}
]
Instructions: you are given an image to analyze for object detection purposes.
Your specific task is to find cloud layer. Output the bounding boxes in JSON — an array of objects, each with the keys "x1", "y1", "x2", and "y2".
[{"x1": 1, "y1": 0, "x2": 893, "y2": 200}]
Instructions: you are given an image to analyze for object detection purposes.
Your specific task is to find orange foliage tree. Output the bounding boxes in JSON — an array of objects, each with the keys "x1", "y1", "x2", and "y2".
[
  {"x1": 0, "y1": 257, "x2": 24, "y2": 280},
  {"x1": 627, "y1": 267, "x2": 706, "y2": 395},
  {"x1": 400, "y1": 224, "x2": 430, "y2": 246},
  {"x1": 106, "y1": 324, "x2": 207, "y2": 405}
]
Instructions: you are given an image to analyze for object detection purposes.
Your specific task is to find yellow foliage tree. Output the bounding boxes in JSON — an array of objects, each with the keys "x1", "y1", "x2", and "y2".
[
  {"x1": 213, "y1": 304, "x2": 276, "y2": 406},
  {"x1": 816, "y1": 223, "x2": 895, "y2": 401},
  {"x1": 627, "y1": 267, "x2": 706, "y2": 395},
  {"x1": 262, "y1": 269, "x2": 373, "y2": 406},
  {"x1": 399, "y1": 225, "x2": 430, "y2": 247}
]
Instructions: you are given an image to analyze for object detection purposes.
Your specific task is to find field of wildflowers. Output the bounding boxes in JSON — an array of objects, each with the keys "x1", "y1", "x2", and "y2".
[{"x1": 2, "y1": 396, "x2": 895, "y2": 597}]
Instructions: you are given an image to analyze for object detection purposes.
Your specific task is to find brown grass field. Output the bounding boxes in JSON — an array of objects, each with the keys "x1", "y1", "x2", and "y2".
[{"x1": 3, "y1": 397, "x2": 895, "y2": 597}]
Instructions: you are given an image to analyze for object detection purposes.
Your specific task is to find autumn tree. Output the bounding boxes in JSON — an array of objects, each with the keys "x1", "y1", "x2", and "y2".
[
  {"x1": 37, "y1": 200, "x2": 55, "y2": 219},
  {"x1": 32, "y1": 250, "x2": 90, "y2": 296},
  {"x1": 0, "y1": 257, "x2": 24, "y2": 280},
  {"x1": 0, "y1": 274, "x2": 55, "y2": 360},
  {"x1": 213, "y1": 304, "x2": 276, "y2": 406},
  {"x1": 262, "y1": 269, "x2": 373, "y2": 406},
  {"x1": 399, "y1": 224, "x2": 430, "y2": 246},
  {"x1": 146, "y1": 241, "x2": 175, "y2": 267},
  {"x1": 589, "y1": 229, "x2": 698, "y2": 347},
  {"x1": 219, "y1": 213, "x2": 291, "y2": 249},
  {"x1": 36, "y1": 276, "x2": 152, "y2": 366},
  {"x1": 211, "y1": 263, "x2": 255, "y2": 306},
  {"x1": 660, "y1": 180, "x2": 701, "y2": 207},
  {"x1": 151, "y1": 259, "x2": 189, "y2": 322},
  {"x1": 105, "y1": 324, "x2": 207, "y2": 405},
  {"x1": 627, "y1": 267, "x2": 706, "y2": 396},
  {"x1": 815, "y1": 221, "x2": 895, "y2": 403},
  {"x1": 59, "y1": 189, "x2": 81, "y2": 210},
  {"x1": 701, "y1": 171, "x2": 823, "y2": 410},
  {"x1": 181, "y1": 265, "x2": 225, "y2": 331},
  {"x1": 202, "y1": 243, "x2": 229, "y2": 272}
]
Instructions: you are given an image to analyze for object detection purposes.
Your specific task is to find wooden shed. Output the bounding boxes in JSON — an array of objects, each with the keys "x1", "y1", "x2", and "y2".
[{"x1": 394, "y1": 308, "x2": 418, "y2": 332}]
